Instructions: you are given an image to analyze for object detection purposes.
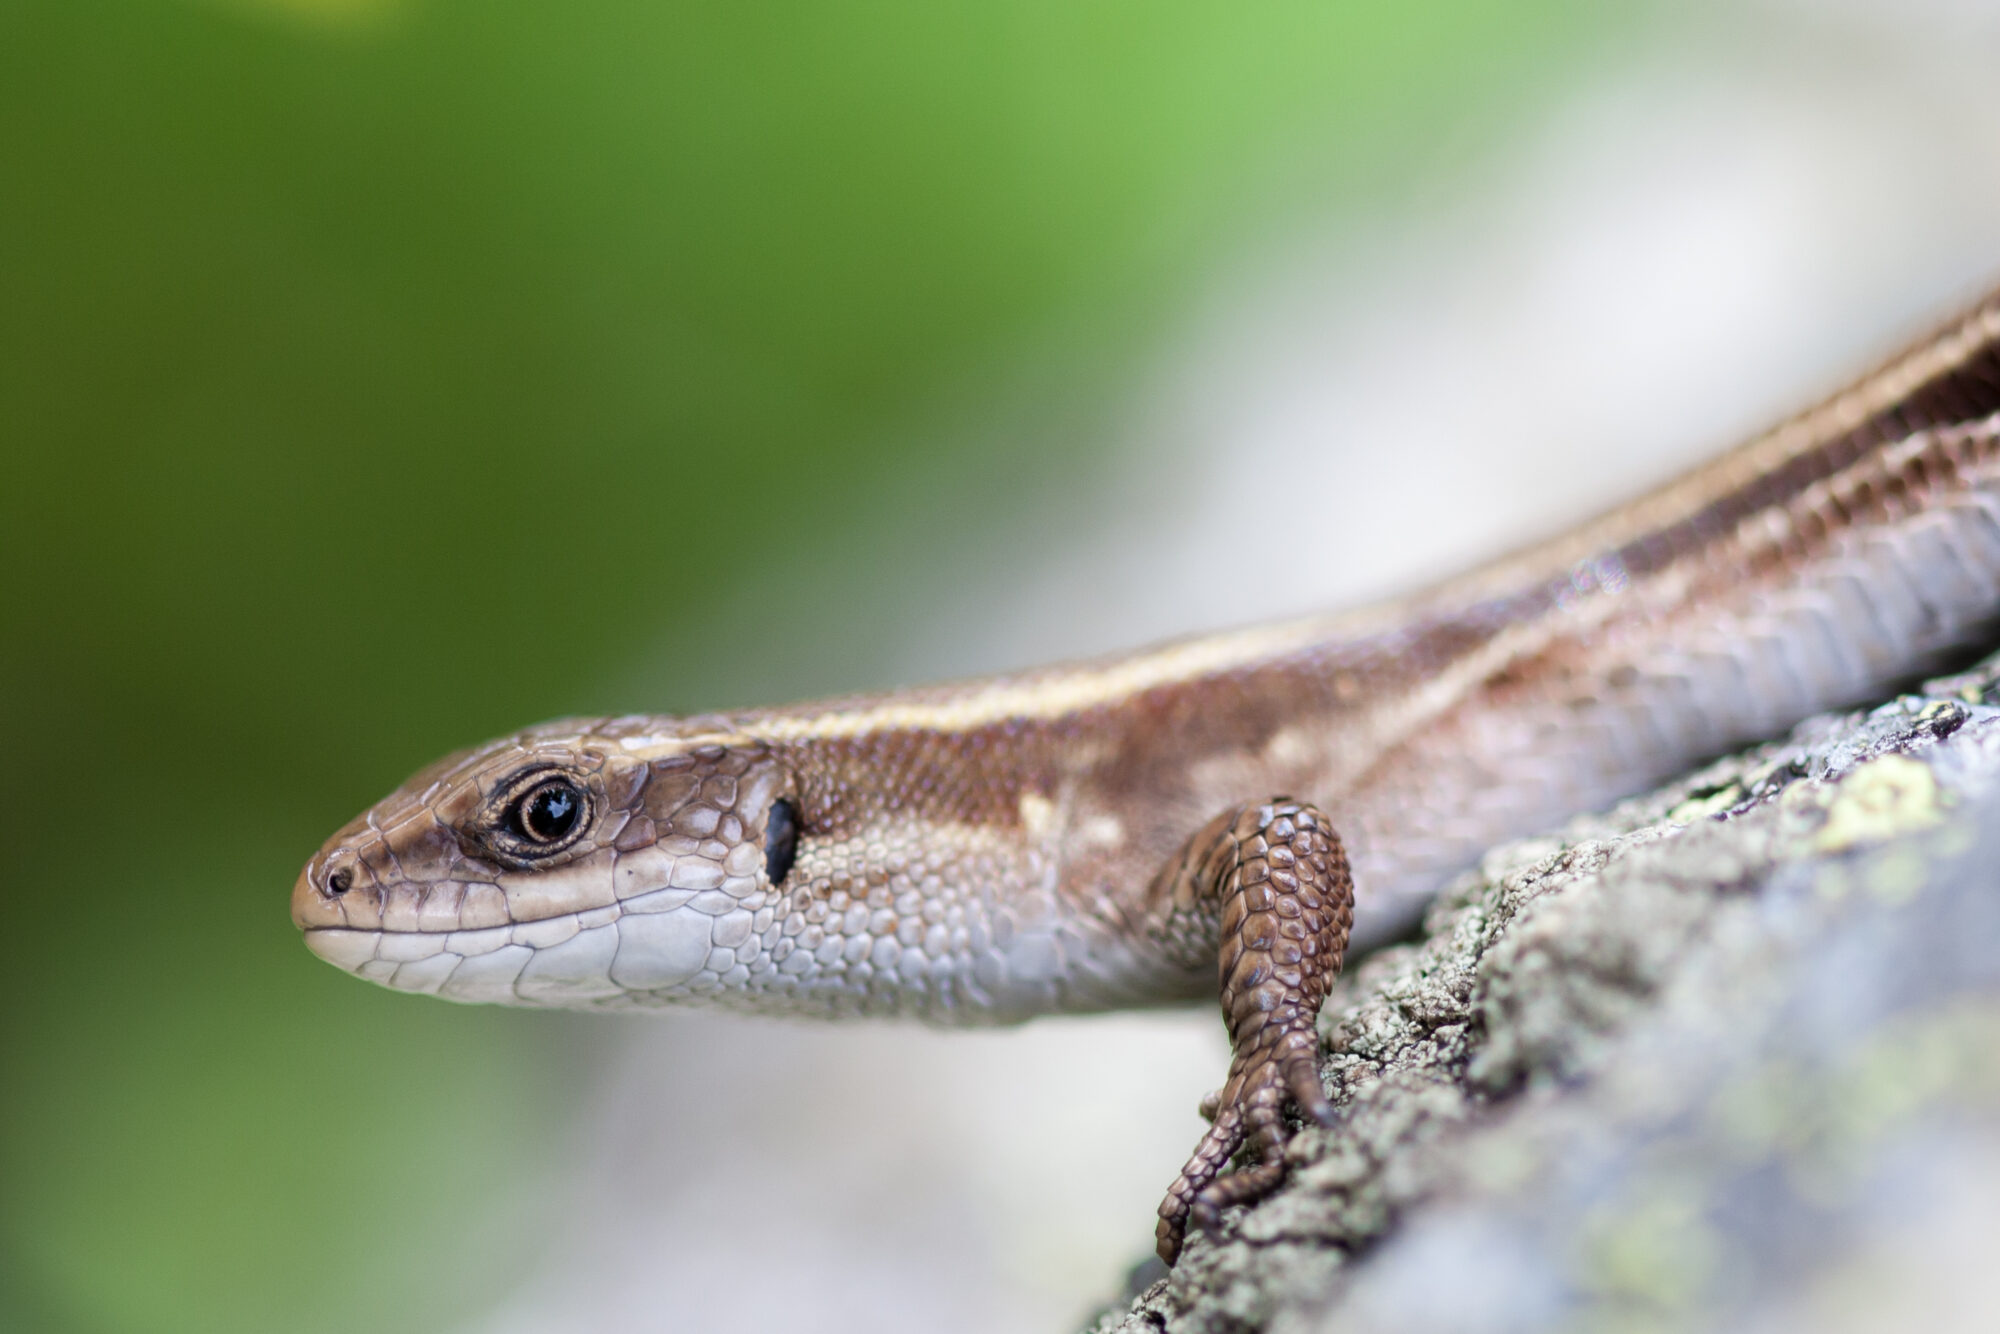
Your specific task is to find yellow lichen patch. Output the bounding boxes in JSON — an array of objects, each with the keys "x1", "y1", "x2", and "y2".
[
  {"x1": 1811, "y1": 755, "x2": 1947, "y2": 854},
  {"x1": 1667, "y1": 782, "x2": 1742, "y2": 825}
]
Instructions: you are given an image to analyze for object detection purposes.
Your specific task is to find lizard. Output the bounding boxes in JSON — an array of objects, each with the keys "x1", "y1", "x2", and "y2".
[{"x1": 292, "y1": 282, "x2": 2000, "y2": 1264}]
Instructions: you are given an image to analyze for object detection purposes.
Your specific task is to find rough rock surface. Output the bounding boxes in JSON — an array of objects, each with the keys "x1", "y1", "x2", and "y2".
[{"x1": 1092, "y1": 649, "x2": 2000, "y2": 1334}]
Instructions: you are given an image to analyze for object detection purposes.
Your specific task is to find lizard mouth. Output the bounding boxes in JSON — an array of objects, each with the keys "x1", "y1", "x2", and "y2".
[
  {"x1": 300, "y1": 879, "x2": 740, "y2": 1007},
  {"x1": 301, "y1": 922, "x2": 552, "y2": 1004}
]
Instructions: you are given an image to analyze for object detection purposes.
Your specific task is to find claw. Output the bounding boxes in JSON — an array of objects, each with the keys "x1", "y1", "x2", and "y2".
[
  {"x1": 1284, "y1": 1056, "x2": 1338, "y2": 1128},
  {"x1": 1156, "y1": 1105, "x2": 1245, "y2": 1263},
  {"x1": 1146, "y1": 798, "x2": 1354, "y2": 1266},
  {"x1": 1155, "y1": 1044, "x2": 1333, "y2": 1263}
]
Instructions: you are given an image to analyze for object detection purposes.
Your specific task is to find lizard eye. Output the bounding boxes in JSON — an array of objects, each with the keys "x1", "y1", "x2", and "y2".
[
  {"x1": 501, "y1": 776, "x2": 590, "y2": 851},
  {"x1": 765, "y1": 798, "x2": 799, "y2": 884},
  {"x1": 512, "y1": 778, "x2": 584, "y2": 843}
]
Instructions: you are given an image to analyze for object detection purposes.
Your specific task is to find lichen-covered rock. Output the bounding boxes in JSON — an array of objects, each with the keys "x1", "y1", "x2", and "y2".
[{"x1": 1094, "y1": 652, "x2": 2000, "y2": 1334}]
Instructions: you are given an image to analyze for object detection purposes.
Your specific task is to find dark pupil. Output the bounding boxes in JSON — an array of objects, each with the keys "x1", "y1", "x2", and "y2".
[
  {"x1": 523, "y1": 783, "x2": 580, "y2": 842},
  {"x1": 764, "y1": 798, "x2": 799, "y2": 884}
]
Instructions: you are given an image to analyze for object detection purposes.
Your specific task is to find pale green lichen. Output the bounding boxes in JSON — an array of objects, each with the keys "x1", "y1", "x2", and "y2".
[
  {"x1": 1664, "y1": 782, "x2": 1742, "y2": 825},
  {"x1": 1809, "y1": 753, "x2": 1948, "y2": 853}
]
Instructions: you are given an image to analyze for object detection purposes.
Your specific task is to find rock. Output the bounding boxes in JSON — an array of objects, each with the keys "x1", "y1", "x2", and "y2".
[{"x1": 1093, "y1": 650, "x2": 2000, "y2": 1334}]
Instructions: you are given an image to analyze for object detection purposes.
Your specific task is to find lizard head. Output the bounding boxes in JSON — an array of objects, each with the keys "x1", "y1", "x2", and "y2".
[{"x1": 292, "y1": 716, "x2": 798, "y2": 1008}]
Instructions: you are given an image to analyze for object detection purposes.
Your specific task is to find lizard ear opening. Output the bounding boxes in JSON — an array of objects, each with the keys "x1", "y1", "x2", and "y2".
[{"x1": 765, "y1": 798, "x2": 800, "y2": 885}]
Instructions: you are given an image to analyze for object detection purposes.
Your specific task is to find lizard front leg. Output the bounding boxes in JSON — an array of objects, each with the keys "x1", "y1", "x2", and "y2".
[{"x1": 1148, "y1": 798, "x2": 1355, "y2": 1264}]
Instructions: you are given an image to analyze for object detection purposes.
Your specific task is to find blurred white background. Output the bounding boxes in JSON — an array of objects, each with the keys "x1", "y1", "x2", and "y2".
[{"x1": 477, "y1": 4, "x2": 2000, "y2": 1330}]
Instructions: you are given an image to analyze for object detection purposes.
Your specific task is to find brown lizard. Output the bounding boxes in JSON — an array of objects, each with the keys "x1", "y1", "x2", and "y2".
[{"x1": 293, "y1": 284, "x2": 2000, "y2": 1263}]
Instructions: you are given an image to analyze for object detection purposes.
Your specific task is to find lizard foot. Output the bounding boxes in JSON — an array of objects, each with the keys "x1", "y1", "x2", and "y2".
[{"x1": 1150, "y1": 799, "x2": 1353, "y2": 1265}]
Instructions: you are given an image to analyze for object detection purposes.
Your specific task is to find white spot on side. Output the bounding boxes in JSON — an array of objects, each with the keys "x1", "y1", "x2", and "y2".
[
  {"x1": 1265, "y1": 726, "x2": 1316, "y2": 768},
  {"x1": 1078, "y1": 815, "x2": 1126, "y2": 850},
  {"x1": 1019, "y1": 792, "x2": 1060, "y2": 841}
]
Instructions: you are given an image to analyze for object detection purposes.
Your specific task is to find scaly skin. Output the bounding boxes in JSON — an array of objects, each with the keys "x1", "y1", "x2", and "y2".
[{"x1": 296, "y1": 284, "x2": 2000, "y2": 1262}]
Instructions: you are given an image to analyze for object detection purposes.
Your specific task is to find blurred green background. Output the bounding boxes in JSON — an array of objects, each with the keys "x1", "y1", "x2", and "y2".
[{"x1": 1, "y1": 2, "x2": 1606, "y2": 1330}]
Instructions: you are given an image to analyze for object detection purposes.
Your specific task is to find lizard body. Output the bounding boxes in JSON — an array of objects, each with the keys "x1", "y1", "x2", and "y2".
[{"x1": 294, "y1": 285, "x2": 2000, "y2": 1260}]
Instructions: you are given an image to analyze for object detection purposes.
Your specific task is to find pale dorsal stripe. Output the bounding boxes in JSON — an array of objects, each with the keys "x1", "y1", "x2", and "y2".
[
  {"x1": 744, "y1": 618, "x2": 1343, "y2": 742},
  {"x1": 613, "y1": 616, "x2": 1352, "y2": 757}
]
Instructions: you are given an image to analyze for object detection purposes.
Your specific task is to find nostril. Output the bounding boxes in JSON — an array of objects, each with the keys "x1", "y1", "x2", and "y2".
[{"x1": 326, "y1": 866, "x2": 354, "y2": 896}]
